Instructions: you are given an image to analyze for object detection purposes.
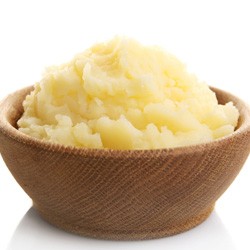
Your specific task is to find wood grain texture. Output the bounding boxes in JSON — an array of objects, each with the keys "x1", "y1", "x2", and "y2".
[{"x1": 0, "y1": 86, "x2": 250, "y2": 240}]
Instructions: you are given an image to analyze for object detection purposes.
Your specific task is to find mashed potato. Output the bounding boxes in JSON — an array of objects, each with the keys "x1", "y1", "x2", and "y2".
[{"x1": 18, "y1": 37, "x2": 239, "y2": 149}]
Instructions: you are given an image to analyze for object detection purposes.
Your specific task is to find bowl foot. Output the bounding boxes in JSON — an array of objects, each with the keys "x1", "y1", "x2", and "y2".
[{"x1": 34, "y1": 204, "x2": 214, "y2": 240}]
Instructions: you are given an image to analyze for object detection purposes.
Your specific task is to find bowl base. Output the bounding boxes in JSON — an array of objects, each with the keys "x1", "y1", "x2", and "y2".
[{"x1": 34, "y1": 204, "x2": 214, "y2": 240}]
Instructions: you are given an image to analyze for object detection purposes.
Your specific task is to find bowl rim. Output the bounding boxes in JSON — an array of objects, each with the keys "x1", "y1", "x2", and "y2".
[{"x1": 0, "y1": 86, "x2": 250, "y2": 159}]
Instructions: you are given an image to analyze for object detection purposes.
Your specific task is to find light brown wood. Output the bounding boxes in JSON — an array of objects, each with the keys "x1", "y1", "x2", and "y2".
[{"x1": 0, "y1": 86, "x2": 250, "y2": 240}]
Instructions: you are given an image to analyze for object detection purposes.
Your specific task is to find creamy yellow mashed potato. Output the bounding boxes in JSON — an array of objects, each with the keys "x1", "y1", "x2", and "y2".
[{"x1": 18, "y1": 37, "x2": 239, "y2": 149}]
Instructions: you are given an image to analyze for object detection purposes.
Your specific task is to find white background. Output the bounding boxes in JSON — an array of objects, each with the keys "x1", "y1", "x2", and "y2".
[{"x1": 0, "y1": 0, "x2": 249, "y2": 249}]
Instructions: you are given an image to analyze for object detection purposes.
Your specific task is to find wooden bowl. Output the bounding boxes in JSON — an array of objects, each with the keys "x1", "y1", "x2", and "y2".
[{"x1": 0, "y1": 86, "x2": 250, "y2": 240}]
